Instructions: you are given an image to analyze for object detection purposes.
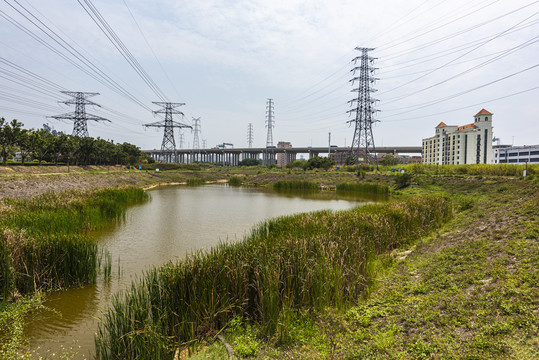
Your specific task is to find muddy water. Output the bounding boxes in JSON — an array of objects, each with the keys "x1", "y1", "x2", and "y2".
[{"x1": 26, "y1": 184, "x2": 379, "y2": 359}]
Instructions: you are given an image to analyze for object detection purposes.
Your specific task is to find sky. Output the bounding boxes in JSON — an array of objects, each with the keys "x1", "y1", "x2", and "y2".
[{"x1": 0, "y1": 0, "x2": 538, "y2": 151}]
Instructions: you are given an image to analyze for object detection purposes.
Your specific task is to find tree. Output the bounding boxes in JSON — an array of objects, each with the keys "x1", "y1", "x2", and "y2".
[
  {"x1": 60, "y1": 134, "x2": 79, "y2": 169},
  {"x1": 0, "y1": 119, "x2": 24, "y2": 165},
  {"x1": 306, "y1": 156, "x2": 335, "y2": 171},
  {"x1": 238, "y1": 158, "x2": 261, "y2": 166},
  {"x1": 286, "y1": 159, "x2": 307, "y2": 170},
  {"x1": 0, "y1": 118, "x2": 7, "y2": 165},
  {"x1": 381, "y1": 154, "x2": 399, "y2": 166},
  {"x1": 121, "y1": 142, "x2": 142, "y2": 166},
  {"x1": 16, "y1": 129, "x2": 31, "y2": 165},
  {"x1": 28, "y1": 129, "x2": 54, "y2": 165}
]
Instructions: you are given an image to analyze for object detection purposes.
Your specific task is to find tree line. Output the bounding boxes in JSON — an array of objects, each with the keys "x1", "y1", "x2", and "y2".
[{"x1": 0, "y1": 117, "x2": 146, "y2": 166}]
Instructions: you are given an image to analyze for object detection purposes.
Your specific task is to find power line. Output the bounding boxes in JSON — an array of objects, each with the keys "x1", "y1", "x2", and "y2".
[
  {"x1": 379, "y1": 9, "x2": 539, "y2": 100},
  {"x1": 122, "y1": 0, "x2": 181, "y2": 100},
  {"x1": 78, "y1": 0, "x2": 168, "y2": 102},
  {"x1": 381, "y1": 86, "x2": 539, "y2": 123},
  {"x1": 1, "y1": 1, "x2": 153, "y2": 112}
]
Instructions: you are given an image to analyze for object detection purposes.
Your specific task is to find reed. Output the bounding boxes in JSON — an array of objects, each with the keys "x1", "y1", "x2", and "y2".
[
  {"x1": 95, "y1": 195, "x2": 452, "y2": 359},
  {"x1": 228, "y1": 176, "x2": 244, "y2": 186},
  {"x1": 185, "y1": 178, "x2": 206, "y2": 186},
  {"x1": 0, "y1": 187, "x2": 147, "y2": 299},
  {"x1": 336, "y1": 182, "x2": 390, "y2": 194},
  {"x1": 273, "y1": 180, "x2": 321, "y2": 191},
  {"x1": 400, "y1": 163, "x2": 537, "y2": 177}
]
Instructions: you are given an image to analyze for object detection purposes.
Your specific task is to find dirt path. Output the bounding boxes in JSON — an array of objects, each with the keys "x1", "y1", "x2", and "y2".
[{"x1": 0, "y1": 166, "x2": 227, "y2": 199}]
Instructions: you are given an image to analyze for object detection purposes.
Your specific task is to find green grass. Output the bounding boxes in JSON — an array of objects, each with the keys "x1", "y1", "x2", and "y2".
[
  {"x1": 394, "y1": 163, "x2": 538, "y2": 177},
  {"x1": 336, "y1": 182, "x2": 389, "y2": 194},
  {"x1": 0, "y1": 187, "x2": 148, "y2": 299},
  {"x1": 185, "y1": 178, "x2": 206, "y2": 186},
  {"x1": 94, "y1": 194, "x2": 452, "y2": 359},
  {"x1": 273, "y1": 180, "x2": 321, "y2": 191},
  {"x1": 228, "y1": 175, "x2": 244, "y2": 186},
  {"x1": 0, "y1": 294, "x2": 45, "y2": 358},
  {"x1": 206, "y1": 176, "x2": 537, "y2": 359}
]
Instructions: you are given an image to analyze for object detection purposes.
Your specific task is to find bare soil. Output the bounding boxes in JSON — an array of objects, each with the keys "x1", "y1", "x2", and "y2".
[{"x1": 0, "y1": 165, "x2": 226, "y2": 199}]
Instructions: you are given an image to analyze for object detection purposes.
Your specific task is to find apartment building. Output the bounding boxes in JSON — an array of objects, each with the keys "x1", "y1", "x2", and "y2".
[{"x1": 422, "y1": 109, "x2": 493, "y2": 165}]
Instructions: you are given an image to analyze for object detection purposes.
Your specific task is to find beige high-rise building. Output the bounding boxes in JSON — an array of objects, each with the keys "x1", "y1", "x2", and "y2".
[{"x1": 422, "y1": 109, "x2": 493, "y2": 165}]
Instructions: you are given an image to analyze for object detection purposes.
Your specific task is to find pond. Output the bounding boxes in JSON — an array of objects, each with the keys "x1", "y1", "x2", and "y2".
[{"x1": 26, "y1": 184, "x2": 383, "y2": 358}]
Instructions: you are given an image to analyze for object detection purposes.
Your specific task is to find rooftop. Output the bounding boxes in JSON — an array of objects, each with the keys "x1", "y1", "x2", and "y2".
[{"x1": 474, "y1": 108, "x2": 492, "y2": 116}]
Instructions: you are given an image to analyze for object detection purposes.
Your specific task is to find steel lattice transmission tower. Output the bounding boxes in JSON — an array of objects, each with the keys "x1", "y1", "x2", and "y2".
[
  {"x1": 192, "y1": 117, "x2": 201, "y2": 149},
  {"x1": 247, "y1": 123, "x2": 254, "y2": 148},
  {"x1": 347, "y1": 47, "x2": 379, "y2": 165},
  {"x1": 178, "y1": 131, "x2": 185, "y2": 149},
  {"x1": 144, "y1": 102, "x2": 191, "y2": 162},
  {"x1": 50, "y1": 91, "x2": 109, "y2": 137},
  {"x1": 265, "y1": 99, "x2": 274, "y2": 147}
]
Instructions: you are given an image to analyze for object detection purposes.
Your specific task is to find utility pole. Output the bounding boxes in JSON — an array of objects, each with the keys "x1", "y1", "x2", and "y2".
[
  {"x1": 328, "y1": 131, "x2": 331, "y2": 157},
  {"x1": 192, "y1": 117, "x2": 201, "y2": 149},
  {"x1": 265, "y1": 99, "x2": 274, "y2": 147},
  {"x1": 144, "y1": 102, "x2": 191, "y2": 163},
  {"x1": 347, "y1": 47, "x2": 379, "y2": 167},
  {"x1": 247, "y1": 123, "x2": 254, "y2": 148},
  {"x1": 49, "y1": 91, "x2": 109, "y2": 137}
]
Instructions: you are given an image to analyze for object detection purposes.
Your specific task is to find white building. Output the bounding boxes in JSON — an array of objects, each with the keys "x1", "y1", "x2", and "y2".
[
  {"x1": 493, "y1": 145, "x2": 539, "y2": 164},
  {"x1": 422, "y1": 109, "x2": 493, "y2": 165}
]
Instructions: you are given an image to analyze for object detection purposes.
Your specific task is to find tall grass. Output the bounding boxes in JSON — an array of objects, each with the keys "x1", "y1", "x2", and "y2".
[
  {"x1": 185, "y1": 178, "x2": 206, "y2": 186},
  {"x1": 228, "y1": 176, "x2": 244, "y2": 186},
  {"x1": 0, "y1": 187, "x2": 147, "y2": 299},
  {"x1": 336, "y1": 182, "x2": 389, "y2": 194},
  {"x1": 400, "y1": 163, "x2": 537, "y2": 176},
  {"x1": 95, "y1": 195, "x2": 452, "y2": 359},
  {"x1": 273, "y1": 180, "x2": 321, "y2": 191}
]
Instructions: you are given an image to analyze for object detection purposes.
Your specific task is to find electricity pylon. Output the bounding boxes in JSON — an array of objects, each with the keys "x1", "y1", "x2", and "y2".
[
  {"x1": 347, "y1": 47, "x2": 379, "y2": 166},
  {"x1": 49, "y1": 91, "x2": 109, "y2": 137},
  {"x1": 144, "y1": 102, "x2": 191, "y2": 163},
  {"x1": 179, "y1": 131, "x2": 185, "y2": 149},
  {"x1": 192, "y1": 117, "x2": 201, "y2": 149},
  {"x1": 247, "y1": 123, "x2": 254, "y2": 148},
  {"x1": 265, "y1": 99, "x2": 274, "y2": 147}
]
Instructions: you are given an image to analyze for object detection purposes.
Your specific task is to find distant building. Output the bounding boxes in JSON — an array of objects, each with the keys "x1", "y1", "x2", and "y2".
[
  {"x1": 422, "y1": 109, "x2": 493, "y2": 165},
  {"x1": 394, "y1": 155, "x2": 422, "y2": 164},
  {"x1": 276, "y1": 141, "x2": 293, "y2": 166},
  {"x1": 493, "y1": 144, "x2": 539, "y2": 164},
  {"x1": 329, "y1": 151, "x2": 348, "y2": 165}
]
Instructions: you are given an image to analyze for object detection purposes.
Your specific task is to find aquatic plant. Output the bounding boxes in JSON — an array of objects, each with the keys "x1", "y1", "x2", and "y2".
[
  {"x1": 0, "y1": 187, "x2": 147, "y2": 299},
  {"x1": 273, "y1": 180, "x2": 321, "y2": 191},
  {"x1": 185, "y1": 178, "x2": 206, "y2": 186},
  {"x1": 228, "y1": 176, "x2": 244, "y2": 186},
  {"x1": 400, "y1": 163, "x2": 537, "y2": 177},
  {"x1": 95, "y1": 195, "x2": 452, "y2": 359},
  {"x1": 336, "y1": 182, "x2": 390, "y2": 194}
]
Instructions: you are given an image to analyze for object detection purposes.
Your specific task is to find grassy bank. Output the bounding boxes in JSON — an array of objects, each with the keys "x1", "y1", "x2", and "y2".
[
  {"x1": 94, "y1": 194, "x2": 452, "y2": 359},
  {"x1": 336, "y1": 182, "x2": 389, "y2": 194},
  {"x1": 273, "y1": 180, "x2": 321, "y2": 191},
  {"x1": 189, "y1": 175, "x2": 538, "y2": 359},
  {"x1": 0, "y1": 187, "x2": 147, "y2": 299}
]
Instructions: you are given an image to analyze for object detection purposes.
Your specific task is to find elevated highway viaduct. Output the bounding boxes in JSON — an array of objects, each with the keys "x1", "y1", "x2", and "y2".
[{"x1": 142, "y1": 146, "x2": 422, "y2": 166}]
